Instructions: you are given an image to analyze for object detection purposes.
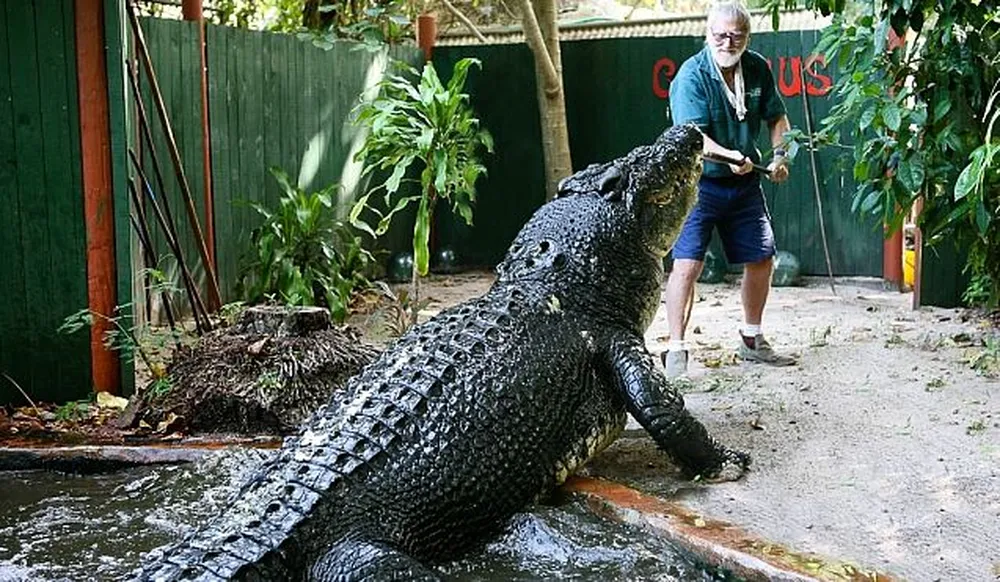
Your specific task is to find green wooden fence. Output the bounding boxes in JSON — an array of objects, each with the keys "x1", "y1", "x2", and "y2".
[
  {"x1": 432, "y1": 32, "x2": 884, "y2": 276},
  {"x1": 0, "y1": 2, "x2": 91, "y2": 405},
  {"x1": 140, "y1": 18, "x2": 418, "y2": 305},
  {"x1": 138, "y1": 19, "x2": 210, "y2": 310}
]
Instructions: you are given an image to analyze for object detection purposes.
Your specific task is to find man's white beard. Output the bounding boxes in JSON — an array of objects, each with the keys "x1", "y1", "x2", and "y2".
[{"x1": 713, "y1": 47, "x2": 744, "y2": 69}]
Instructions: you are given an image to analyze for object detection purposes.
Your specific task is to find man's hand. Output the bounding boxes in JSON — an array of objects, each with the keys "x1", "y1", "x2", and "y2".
[
  {"x1": 767, "y1": 147, "x2": 788, "y2": 184},
  {"x1": 728, "y1": 156, "x2": 754, "y2": 175},
  {"x1": 767, "y1": 156, "x2": 789, "y2": 183}
]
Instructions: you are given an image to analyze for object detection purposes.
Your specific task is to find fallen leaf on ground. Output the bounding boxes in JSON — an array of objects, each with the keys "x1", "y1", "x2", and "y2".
[
  {"x1": 96, "y1": 391, "x2": 129, "y2": 410},
  {"x1": 155, "y1": 412, "x2": 181, "y2": 434}
]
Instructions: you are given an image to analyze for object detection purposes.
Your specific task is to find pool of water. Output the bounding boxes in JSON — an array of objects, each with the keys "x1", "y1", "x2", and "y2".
[{"x1": 0, "y1": 450, "x2": 729, "y2": 581}]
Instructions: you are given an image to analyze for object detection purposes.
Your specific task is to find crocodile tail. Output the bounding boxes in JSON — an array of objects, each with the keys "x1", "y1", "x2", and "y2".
[
  {"x1": 131, "y1": 453, "x2": 340, "y2": 581},
  {"x1": 310, "y1": 539, "x2": 440, "y2": 581}
]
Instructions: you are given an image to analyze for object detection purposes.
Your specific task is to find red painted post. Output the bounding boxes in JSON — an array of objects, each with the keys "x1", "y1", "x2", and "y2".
[
  {"x1": 883, "y1": 227, "x2": 903, "y2": 289},
  {"x1": 75, "y1": 0, "x2": 120, "y2": 394},
  {"x1": 883, "y1": 28, "x2": 906, "y2": 290},
  {"x1": 416, "y1": 14, "x2": 437, "y2": 61},
  {"x1": 182, "y1": 0, "x2": 202, "y2": 19},
  {"x1": 183, "y1": 0, "x2": 216, "y2": 297}
]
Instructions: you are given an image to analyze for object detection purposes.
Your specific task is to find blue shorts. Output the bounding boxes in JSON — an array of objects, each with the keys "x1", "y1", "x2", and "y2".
[{"x1": 671, "y1": 175, "x2": 776, "y2": 264}]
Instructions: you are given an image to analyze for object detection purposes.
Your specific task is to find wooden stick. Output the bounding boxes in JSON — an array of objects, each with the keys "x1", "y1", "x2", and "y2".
[
  {"x1": 439, "y1": 0, "x2": 488, "y2": 44},
  {"x1": 126, "y1": 64, "x2": 184, "y2": 265},
  {"x1": 799, "y1": 65, "x2": 837, "y2": 296},
  {"x1": 702, "y1": 151, "x2": 772, "y2": 175},
  {"x1": 127, "y1": 177, "x2": 181, "y2": 340},
  {"x1": 126, "y1": 1, "x2": 222, "y2": 310},
  {"x1": 128, "y1": 152, "x2": 212, "y2": 333},
  {"x1": 1, "y1": 371, "x2": 40, "y2": 416}
]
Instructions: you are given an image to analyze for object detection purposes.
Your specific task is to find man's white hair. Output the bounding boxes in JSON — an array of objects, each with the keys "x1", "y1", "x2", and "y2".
[{"x1": 707, "y1": 1, "x2": 752, "y2": 33}]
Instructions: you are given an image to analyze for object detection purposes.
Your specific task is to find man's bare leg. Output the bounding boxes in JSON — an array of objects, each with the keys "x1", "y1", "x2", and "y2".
[
  {"x1": 740, "y1": 257, "x2": 772, "y2": 327},
  {"x1": 664, "y1": 258, "x2": 704, "y2": 376},
  {"x1": 738, "y1": 257, "x2": 795, "y2": 365}
]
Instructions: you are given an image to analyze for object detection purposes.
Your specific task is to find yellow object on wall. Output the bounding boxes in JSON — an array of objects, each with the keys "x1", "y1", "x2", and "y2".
[{"x1": 904, "y1": 249, "x2": 916, "y2": 286}]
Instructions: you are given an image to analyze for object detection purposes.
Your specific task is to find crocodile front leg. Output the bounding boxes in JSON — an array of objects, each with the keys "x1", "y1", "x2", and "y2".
[{"x1": 602, "y1": 333, "x2": 750, "y2": 481}]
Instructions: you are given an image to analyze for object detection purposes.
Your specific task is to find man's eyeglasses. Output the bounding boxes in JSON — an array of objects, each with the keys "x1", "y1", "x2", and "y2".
[{"x1": 710, "y1": 30, "x2": 748, "y2": 44}]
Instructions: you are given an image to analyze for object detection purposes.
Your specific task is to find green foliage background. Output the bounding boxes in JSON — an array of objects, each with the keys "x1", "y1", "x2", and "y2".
[{"x1": 766, "y1": 0, "x2": 1000, "y2": 306}]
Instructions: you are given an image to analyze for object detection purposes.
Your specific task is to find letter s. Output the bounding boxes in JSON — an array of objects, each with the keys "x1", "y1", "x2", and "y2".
[{"x1": 652, "y1": 58, "x2": 676, "y2": 100}]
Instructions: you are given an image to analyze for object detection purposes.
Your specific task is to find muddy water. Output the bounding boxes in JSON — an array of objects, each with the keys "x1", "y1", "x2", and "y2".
[{"x1": 0, "y1": 451, "x2": 727, "y2": 581}]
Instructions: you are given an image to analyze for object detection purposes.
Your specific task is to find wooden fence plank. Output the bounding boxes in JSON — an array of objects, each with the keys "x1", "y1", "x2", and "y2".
[
  {"x1": 38, "y1": 0, "x2": 88, "y2": 390},
  {"x1": 8, "y1": 3, "x2": 52, "y2": 398},
  {"x1": 0, "y1": 3, "x2": 28, "y2": 402},
  {"x1": 206, "y1": 24, "x2": 229, "y2": 297}
]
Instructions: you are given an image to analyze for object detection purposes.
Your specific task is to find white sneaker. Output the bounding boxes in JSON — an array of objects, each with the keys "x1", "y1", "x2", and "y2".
[{"x1": 661, "y1": 350, "x2": 689, "y2": 378}]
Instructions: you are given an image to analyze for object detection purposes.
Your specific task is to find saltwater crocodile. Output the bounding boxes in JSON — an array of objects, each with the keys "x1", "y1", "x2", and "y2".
[{"x1": 133, "y1": 123, "x2": 750, "y2": 581}]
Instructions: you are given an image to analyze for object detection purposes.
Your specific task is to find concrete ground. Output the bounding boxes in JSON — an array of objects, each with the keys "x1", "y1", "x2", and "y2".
[
  {"x1": 600, "y1": 277, "x2": 998, "y2": 582},
  {"x1": 422, "y1": 273, "x2": 1000, "y2": 581}
]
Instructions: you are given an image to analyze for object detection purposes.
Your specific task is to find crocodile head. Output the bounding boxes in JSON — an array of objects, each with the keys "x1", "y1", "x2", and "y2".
[
  {"x1": 627, "y1": 124, "x2": 704, "y2": 256},
  {"x1": 556, "y1": 123, "x2": 703, "y2": 257}
]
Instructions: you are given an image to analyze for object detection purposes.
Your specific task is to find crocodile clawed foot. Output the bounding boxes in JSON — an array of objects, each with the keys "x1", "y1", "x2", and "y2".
[{"x1": 699, "y1": 448, "x2": 751, "y2": 483}]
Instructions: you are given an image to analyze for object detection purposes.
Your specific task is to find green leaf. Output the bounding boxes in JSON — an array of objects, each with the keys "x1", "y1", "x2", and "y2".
[
  {"x1": 416, "y1": 127, "x2": 434, "y2": 151},
  {"x1": 446, "y1": 58, "x2": 481, "y2": 95},
  {"x1": 854, "y1": 160, "x2": 870, "y2": 182},
  {"x1": 896, "y1": 153, "x2": 925, "y2": 192},
  {"x1": 413, "y1": 195, "x2": 431, "y2": 276},
  {"x1": 859, "y1": 108, "x2": 877, "y2": 131},
  {"x1": 954, "y1": 159, "x2": 981, "y2": 201},
  {"x1": 860, "y1": 186, "x2": 883, "y2": 213},
  {"x1": 456, "y1": 201, "x2": 474, "y2": 225},
  {"x1": 433, "y1": 149, "x2": 448, "y2": 195},
  {"x1": 975, "y1": 199, "x2": 991, "y2": 235},
  {"x1": 385, "y1": 155, "x2": 414, "y2": 194},
  {"x1": 883, "y1": 104, "x2": 902, "y2": 132},
  {"x1": 269, "y1": 166, "x2": 297, "y2": 197},
  {"x1": 851, "y1": 184, "x2": 871, "y2": 213}
]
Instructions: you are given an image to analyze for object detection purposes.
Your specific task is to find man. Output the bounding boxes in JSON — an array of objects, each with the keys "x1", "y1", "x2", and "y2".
[{"x1": 663, "y1": 1, "x2": 795, "y2": 377}]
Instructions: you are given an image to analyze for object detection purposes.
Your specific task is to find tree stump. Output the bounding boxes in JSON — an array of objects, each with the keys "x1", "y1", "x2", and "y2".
[{"x1": 128, "y1": 306, "x2": 381, "y2": 435}]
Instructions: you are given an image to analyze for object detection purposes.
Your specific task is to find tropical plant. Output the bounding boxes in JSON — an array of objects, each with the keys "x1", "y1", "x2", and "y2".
[
  {"x1": 238, "y1": 167, "x2": 374, "y2": 322},
  {"x1": 351, "y1": 57, "x2": 493, "y2": 321},
  {"x1": 59, "y1": 302, "x2": 176, "y2": 382},
  {"x1": 304, "y1": 0, "x2": 413, "y2": 49},
  {"x1": 58, "y1": 266, "x2": 196, "y2": 396},
  {"x1": 762, "y1": 0, "x2": 1000, "y2": 306}
]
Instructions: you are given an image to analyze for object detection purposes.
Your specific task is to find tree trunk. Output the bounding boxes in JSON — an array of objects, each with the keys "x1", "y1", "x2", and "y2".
[{"x1": 518, "y1": 0, "x2": 572, "y2": 201}]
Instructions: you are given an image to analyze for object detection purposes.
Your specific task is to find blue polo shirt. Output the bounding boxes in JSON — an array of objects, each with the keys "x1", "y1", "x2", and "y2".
[{"x1": 669, "y1": 46, "x2": 786, "y2": 178}]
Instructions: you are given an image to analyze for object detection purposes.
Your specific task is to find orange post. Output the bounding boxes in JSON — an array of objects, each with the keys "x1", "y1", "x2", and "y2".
[
  {"x1": 882, "y1": 28, "x2": 907, "y2": 290},
  {"x1": 181, "y1": 0, "x2": 202, "y2": 19},
  {"x1": 416, "y1": 14, "x2": 437, "y2": 61},
  {"x1": 883, "y1": 227, "x2": 903, "y2": 288},
  {"x1": 76, "y1": 0, "x2": 120, "y2": 394}
]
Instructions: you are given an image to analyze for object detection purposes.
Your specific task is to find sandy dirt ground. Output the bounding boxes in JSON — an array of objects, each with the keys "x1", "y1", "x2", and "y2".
[{"x1": 416, "y1": 270, "x2": 1000, "y2": 582}]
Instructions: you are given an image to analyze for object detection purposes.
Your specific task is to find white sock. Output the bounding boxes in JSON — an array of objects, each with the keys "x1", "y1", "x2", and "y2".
[
  {"x1": 667, "y1": 340, "x2": 687, "y2": 352},
  {"x1": 742, "y1": 324, "x2": 761, "y2": 338}
]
